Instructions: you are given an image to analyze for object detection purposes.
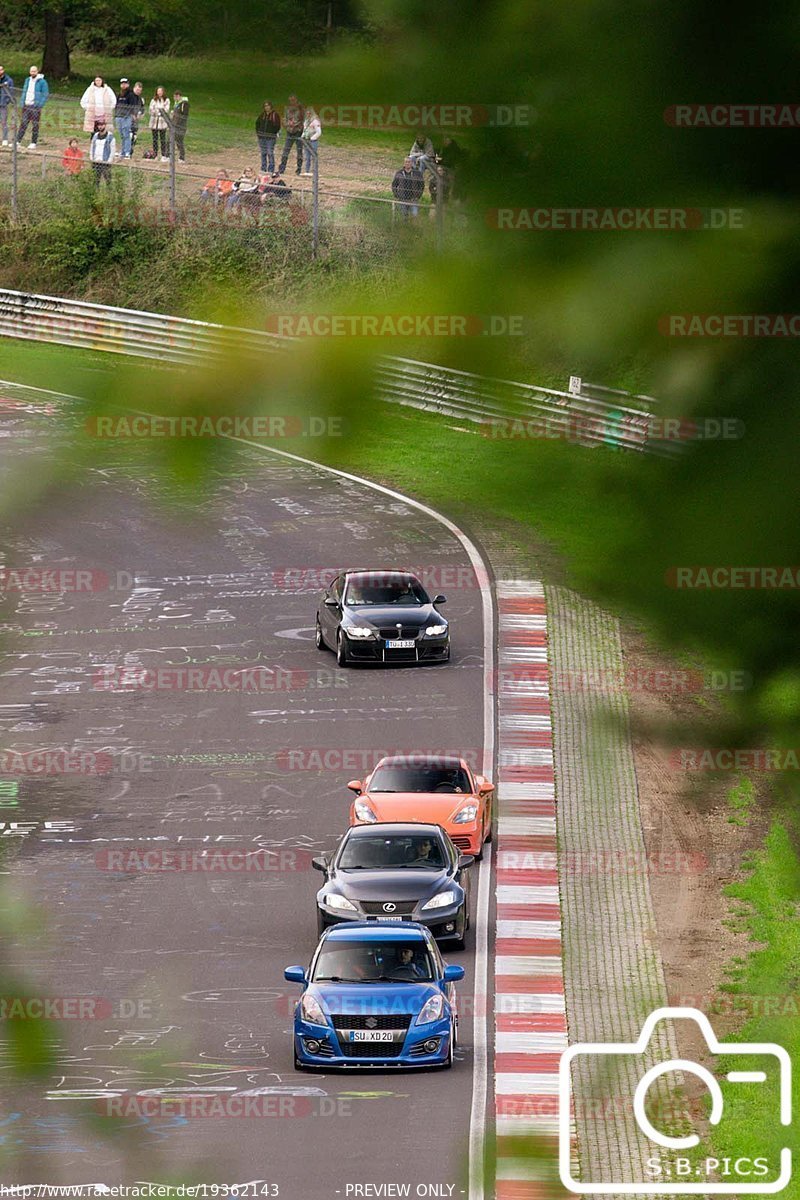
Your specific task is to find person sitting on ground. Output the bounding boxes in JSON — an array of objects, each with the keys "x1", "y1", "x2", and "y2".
[
  {"x1": 226, "y1": 167, "x2": 259, "y2": 211},
  {"x1": 259, "y1": 172, "x2": 292, "y2": 201},
  {"x1": 200, "y1": 168, "x2": 233, "y2": 203},
  {"x1": 408, "y1": 131, "x2": 435, "y2": 174},
  {"x1": 62, "y1": 137, "x2": 85, "y2": 176}
]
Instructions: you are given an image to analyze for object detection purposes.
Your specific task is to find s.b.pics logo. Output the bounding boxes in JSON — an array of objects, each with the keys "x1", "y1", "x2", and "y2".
[{"x1": 559, "y1": 1008, "x2": 792, "y2": 1194}]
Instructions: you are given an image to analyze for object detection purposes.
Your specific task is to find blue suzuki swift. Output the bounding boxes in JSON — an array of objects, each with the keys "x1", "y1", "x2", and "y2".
[{"x1": 284, "y1": 921, "x2": 465, "y2": 1069}]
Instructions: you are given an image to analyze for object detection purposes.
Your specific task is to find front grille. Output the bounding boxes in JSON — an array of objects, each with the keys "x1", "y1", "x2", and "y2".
[
  {"x1": 359, "y1": 900, "x2": 416, "y2": 916},
  {"x1": 331, "y1": 1013, "x2": 412, "y2": 1031},
  {"x1": 451, "y1": 835, "x2": 473, "y2": 850},
  {"x1": 339, "y1": 1041, "x2": 404, "y2": 1058},
  {"x1": 378, "y1": 626, "x2": 420, "y2": 640}
]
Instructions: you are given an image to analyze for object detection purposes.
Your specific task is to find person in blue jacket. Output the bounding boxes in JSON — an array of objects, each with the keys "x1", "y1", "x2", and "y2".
[
  {"x1": 0, "y1": 67, "x2": 14, "y2": 146},
  {"x1": 17, "y1": 66, "x2": 49, "y2": 149}
]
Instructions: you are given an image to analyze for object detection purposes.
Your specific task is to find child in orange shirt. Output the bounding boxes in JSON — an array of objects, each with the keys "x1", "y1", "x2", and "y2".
[{"x1": 62, "y1": 138, "x2": 85, "y2": 175}]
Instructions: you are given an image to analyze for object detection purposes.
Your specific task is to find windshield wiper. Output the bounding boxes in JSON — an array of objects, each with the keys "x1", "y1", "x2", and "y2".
[{"x1": 315, "y1": 976, "x2": 363, "y2": 983}]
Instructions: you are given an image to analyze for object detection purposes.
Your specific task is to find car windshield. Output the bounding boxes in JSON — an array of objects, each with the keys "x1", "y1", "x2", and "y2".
[
  {"x1": 338, "y1": 833, "x2": 446, "y2": 871},
  {"x1": 344, "y1": 577, "x2": 429, "y2": 607},
  {"x1": 369, "y1": 763, "x2": 472, "y2": 794},
  {"x1": 313, "y1": 940, "x2": 437, "y2": 983}
]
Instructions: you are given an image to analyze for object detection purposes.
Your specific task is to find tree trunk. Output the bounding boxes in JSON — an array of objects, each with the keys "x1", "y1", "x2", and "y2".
[{"x1": 42, "y1": 4, "x2": 70, "y2": 80}]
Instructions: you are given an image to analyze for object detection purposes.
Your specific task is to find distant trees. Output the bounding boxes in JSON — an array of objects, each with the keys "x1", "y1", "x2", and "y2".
[{"x1": 0, "y1": 0, "x2": 368, "y2": 78}]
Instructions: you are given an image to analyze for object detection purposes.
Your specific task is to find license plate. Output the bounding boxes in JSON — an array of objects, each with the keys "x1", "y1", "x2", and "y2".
[
  {"x1": 371, "y1": 914, "x2": 403, "y2": 921},
  {"x1": 386, "y1": 639, "x2": 414, "y2": 649},
  {"x1": 350, "y1": 1030, "x2": 395, "y2": 1042}
]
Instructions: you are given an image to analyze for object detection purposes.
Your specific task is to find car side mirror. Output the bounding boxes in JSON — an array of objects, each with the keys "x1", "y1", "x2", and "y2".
[
  {"x1": 478, "y1": 782, "x2": 494, "y2": 797},
  {"x1": 433, "y1": 594, "x2": 446, "y2": 605},
  {"x1": 311, "y1": 856, "x2": 328, "y2": 873},
  {"x1": 443, "y1": 964, "x2": 465, "y2": 983},
  {"x1": 324, "y1": 596, "x2": 339, "y2": 608},
  {"x1": 347, "y1": 779, "x2": 363, "y2": 795},
  {"x1": 284, "y1": 965, "x2": 306, "y2": 984},
  {"x1": 458, "y1": 854, "x2": 475, "y2": 870}
]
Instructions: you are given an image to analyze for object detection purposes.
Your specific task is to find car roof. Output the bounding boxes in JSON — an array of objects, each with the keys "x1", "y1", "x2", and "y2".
[
  {"x1": 345, "y1": 821, "x2": 446, "y2": 839},
  {"x1": 343, "y1": 570, "x2": 421, "y2": 584},
  {"x1": 323, "y1": 921, "x2": 430, "y2": 942},
  {"x1": 373, "y1": 755, "x2": 469, "y2": 771}
]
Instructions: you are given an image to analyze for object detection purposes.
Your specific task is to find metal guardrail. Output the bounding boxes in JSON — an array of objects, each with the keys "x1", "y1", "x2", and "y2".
[{"x1": 0, "y1": 288, "x2": 662, "y2": 452}]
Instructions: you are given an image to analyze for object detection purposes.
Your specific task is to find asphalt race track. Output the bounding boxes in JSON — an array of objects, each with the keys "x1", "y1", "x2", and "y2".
[{"x1": 0, "y1": 391, "x2": 492, "y2": 1198}]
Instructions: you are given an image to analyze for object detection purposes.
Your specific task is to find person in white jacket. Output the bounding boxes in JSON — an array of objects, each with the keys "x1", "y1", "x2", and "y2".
[
  {"x1": 149, "y1": 87, "x2": 170, "y2": 161},
  {"x1": 81, "y1": 76, "x2": 117, "y2": 134},
  {"x1": 301, "y1": 106, "x2": 321, "y2": 175},
  {"x1": 89, "y1": 120, "x2": 117, "y2": 187}
]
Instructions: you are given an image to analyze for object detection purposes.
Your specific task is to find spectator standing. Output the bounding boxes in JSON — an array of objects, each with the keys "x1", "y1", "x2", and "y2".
[
  {"x1": 81, "y1": 76, "x2": 116, "y2": 136},
  {"x1": 149, "y1": 87, "x2": 170, "y2": 161},
  {"x1": 62, "y1": 137, "x2": 85, "y2": 175},
  {"x1": 130, "y1": 82, "x2": 145, "y2": 156},
  {"x1": 16, "y1": 66, "x2": 49, "y2": 150},
  {"x1": 115, "y1": 78, "x2": 137, "y2": 159},
  {"x1": 408, "y1": 131, "x2": 434, "y2": 175},
  {"x1": 277, "y1": 95, "x2": 304, "y2": 176},
  {"x1": 391, "y1": 157, "x2": 424, "y2": 219},
  {"x1": 256, "y1": 101, "x2": 281, "y2": 174},
  {"x1": 0, "y1": 67, "x2": 15, "y2": 147},
  {"x1": 90, "y1": 120, "x2": 116, "y2": 187},
  {"x1": 301, "y1": 106, "x2": 321, "y2": 175},
  {"x1": 172, "y1": 91, "x2": 189, "y2": 162},
  {"x1": 438, "y1": 135, "x2": 468, "y2": 200}
]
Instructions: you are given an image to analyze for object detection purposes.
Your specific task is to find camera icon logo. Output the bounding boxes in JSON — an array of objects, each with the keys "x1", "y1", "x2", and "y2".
[{"x1": 558, "y1": 1007, "x2": 792, "y2": 1194}]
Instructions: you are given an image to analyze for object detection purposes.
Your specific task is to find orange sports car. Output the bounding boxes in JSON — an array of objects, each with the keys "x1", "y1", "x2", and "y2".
[{"x1": 348, "y1": 755, "x2": 494, "y2": 858}]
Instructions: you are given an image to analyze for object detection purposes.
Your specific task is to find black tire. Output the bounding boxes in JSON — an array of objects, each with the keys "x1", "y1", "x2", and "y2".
[
  {"x1": 336, "y1": 632, "x2": 349, "y2": 668},
  {"x1": 316, "y1": 909, "x2": 329, "y2": 938},
  {"x1": 315, "y1": 617, "x2": 325, "y2": 650},
  {"x1": 484, "y1": 807, "x2": 493, "y2": 843},
  {"x1": 449, "y1": 909, "x2": 467, "y2": 950},
  {"x1": 441, "y1": 1022, "x2": 455, "y2": 1069}
]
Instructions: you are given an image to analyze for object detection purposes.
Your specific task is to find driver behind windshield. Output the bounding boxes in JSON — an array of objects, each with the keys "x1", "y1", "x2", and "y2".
[{"x1": 345, "y1": 577, "x2": 428, "y2": 606}]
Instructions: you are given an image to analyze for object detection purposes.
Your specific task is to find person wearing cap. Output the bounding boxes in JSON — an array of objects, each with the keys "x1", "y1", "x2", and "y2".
[{"x1": 115, "y1": 78, "x2": 137, "y2": 159}]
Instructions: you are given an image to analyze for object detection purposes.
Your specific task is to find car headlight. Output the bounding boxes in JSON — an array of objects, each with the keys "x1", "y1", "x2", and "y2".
[
  {"x1": 324, "y1": 892, "x2": 357, "y2": 911},
  {"x1": 421, "y1": 889, "x2": 457, "y2": 911},
  {"x1": 453, "y1": 803, "x2": 479, "y2": 824},
  {"x1": 300, "y1": 992, "x2": 327, "y2": 1026},
  {"x1": 344, "y1": 625, "x2": 377, "y2": 639},
  {"x1": 354, "y1": 800, "x2": 378, "y2": 823},
  {"x1": 415, "y1": 992, "x2": 445, "y2": 1024},
  {"x1": 424, "y1": 623, "x2": 448, "y2": 637}
]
